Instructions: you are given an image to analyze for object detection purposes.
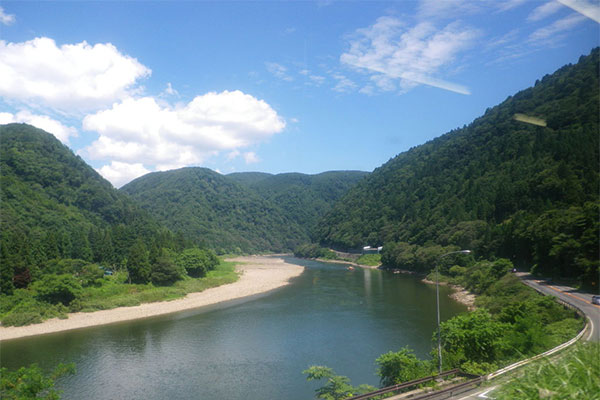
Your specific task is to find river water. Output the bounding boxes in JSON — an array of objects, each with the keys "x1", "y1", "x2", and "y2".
[{"x1": 0, "y1": 257, "x2": 467, "y2": 399}]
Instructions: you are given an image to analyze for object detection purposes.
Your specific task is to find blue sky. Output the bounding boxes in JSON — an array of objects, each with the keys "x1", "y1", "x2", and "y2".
[{"x1": 0, "y1": 1, "x2": 598, "y2": 187}]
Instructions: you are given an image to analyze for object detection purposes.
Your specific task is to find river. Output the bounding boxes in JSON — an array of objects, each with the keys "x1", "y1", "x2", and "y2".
[{"x1": 0, "y1": 257, "x2": 467, "y2": 399}]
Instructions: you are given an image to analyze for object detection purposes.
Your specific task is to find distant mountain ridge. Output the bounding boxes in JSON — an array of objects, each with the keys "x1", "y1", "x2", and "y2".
[
  {"x1": 229, "y1": 170, "x2": 369, "y2": 239},
  {"x1": 121, "y1": 168, "x2": 369, "y2": 253},
  {"x1": 315, "y1": 48, "x2": 599, "y2": 284}
]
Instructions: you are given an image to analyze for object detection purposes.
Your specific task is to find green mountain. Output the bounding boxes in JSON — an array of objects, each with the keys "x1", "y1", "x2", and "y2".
[
  {"x1": 230, "y1": 170, "x2": 369, "y2": 238},
  {"x1": 121, "y1": 167, "x2": 310, "y2": 253},
  {"x1": 0, "y1": 123, "x2": 169, "y2": 292},
  {"x1": 227, "y1": 171, "x2": 273, "y2": 186},
  {"x1": 316, "y1": 48, "x2": 599, "y2": 285}
]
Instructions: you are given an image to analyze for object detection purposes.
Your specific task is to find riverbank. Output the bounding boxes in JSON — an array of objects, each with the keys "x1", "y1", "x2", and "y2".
[
  {"x1": 422, "y1": 278, "x2": 476, "y2": 310},
  {"x1": 0, "y1": 256, "x2": 304, "y2": 341},
  {"x1": 314, "y1": 258, "x2": 381, "y2": 269}
]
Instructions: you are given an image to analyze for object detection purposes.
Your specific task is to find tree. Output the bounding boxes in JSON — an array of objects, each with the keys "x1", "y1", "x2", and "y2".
[
  {"x1": 0, "y1": 363, "x2": 75, "y2": 400},
  {"x1": 439, "y1": 309, "x2": 506, "y2": 370},
  {"x1": 303, "y1": 366, "x2": 375, "y2": 400},
  {"x1": 126, "y1": 240, "x2": 151, "y2": 284},
  {"x1": 176, "y1": 248, "x2": 218, "y2": 278},
  {"x1": 151, "y1": 255, "x2": 181, "y2": 286},
  {"x1": 32, "y1": 274, "x2": 83, "y2": 306},
  {"x1": 376, "y1": 347, "x2": 432, "y2": 387}
]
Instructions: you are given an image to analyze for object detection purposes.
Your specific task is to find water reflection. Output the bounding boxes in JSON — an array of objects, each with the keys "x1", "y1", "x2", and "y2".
[{"x1": 1, "y1": 258, "x2": 466, "y2": 400}]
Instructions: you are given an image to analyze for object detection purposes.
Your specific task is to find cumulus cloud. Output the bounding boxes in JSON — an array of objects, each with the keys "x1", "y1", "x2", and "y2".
[
  {"x1": 0, "y1": 7, "x2": 15, "y2": 25},
  {"x1": 84, "y1": 90, "x2": 285, "y2": 183},
  {"x1": 0, "y1": 110, "x2": 77, "y2": 143},
  {"x1": 341, "y1": 16, "x2": 478, "y2": 95},
  {"x1": 96, "y1": 161, "x2": 151, "y2": 188},
  {"x1": 0, "y1": 37, "x2": 150, "y2": 113}
]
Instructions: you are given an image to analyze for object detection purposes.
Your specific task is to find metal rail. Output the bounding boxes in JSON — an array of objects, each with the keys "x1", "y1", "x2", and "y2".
[
  {"x1": 346, "y1": 369, "x2": 461, "y2": 400},
  {"x1": 410, "y1": 376, "x2": 483, "y2": 400}
]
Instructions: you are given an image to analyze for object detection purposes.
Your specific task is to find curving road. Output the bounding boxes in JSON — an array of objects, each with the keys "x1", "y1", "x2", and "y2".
[
  {"x1": 517, "y1": 272, "x2": 599, "y2": 342},
  {"x1": 410, "y1": 273, "x2": 599, "y2": 400}
]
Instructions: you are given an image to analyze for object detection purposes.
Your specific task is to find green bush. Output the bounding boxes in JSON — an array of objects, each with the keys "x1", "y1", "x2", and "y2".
[
  {"x1": 0, "y1": 362, "x2": 75, "y2": 399},
  {"x1": 303, "y1": 366, "x2": 375, "y2": 400},
  {"x1": 32, "y1": 274, "x2": 83, "y2": 306},
  {"x1": 2, "y1": 311, "x2": 43, "y2": 327},
  {"x1": 376, "y1": 347, "x2": 432, "y2": 387}
]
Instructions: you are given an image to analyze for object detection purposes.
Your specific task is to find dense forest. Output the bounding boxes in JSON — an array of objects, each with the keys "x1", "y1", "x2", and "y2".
[
  {"x1": 229, "y1": 170, "x2": 369, "y2": 239},
  {"x1": 0, "y1": 124, "x2": 223, "y2": 325},
  {"x1": 121, "y1": 168, "x2": 308, "y2": 253},
  {"x1": 122, "y1": 168, "x2": 368, "y2": 253},
  {"x1": 316, "y1": 48, "x2": 599, "y2": 287}
]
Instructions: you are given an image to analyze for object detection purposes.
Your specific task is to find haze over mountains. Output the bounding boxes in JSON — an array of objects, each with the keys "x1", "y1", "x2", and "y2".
[{"x1": 1, "y1": 47, "x2": 598, "y2": 285}]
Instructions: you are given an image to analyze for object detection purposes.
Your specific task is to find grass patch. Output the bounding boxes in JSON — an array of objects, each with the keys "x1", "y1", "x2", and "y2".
[
  {"x1": 495, "y1": 342, "x2": 600, "y2": 399},
  {"x1": 356, "y1": 254, "x2": 381, "y2": 266},
  {"x1": 0, "y1": 259, "x2": 239, "y2": 326}
]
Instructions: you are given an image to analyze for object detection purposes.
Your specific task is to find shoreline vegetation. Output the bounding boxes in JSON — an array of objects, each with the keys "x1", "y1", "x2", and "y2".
[
  {"x1": 294, "y1": 244, "x2": 476, "y2": 309},
  {"x1": 0, "y1": 256, "x2": 304, "y2": 341}
]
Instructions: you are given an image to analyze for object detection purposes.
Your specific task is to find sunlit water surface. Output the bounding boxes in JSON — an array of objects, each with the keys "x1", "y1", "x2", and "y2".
[{"x1": 1, "y1": 257, "x2": 466, "y2": 399}]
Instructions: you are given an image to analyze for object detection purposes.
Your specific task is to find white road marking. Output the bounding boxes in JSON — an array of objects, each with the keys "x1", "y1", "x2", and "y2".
[
  {"x1": 477, "y1": 387, "x2": 497, "y2": 398},
  {"x1": 456, "y1": 386, "x2": 496, "y2": 400}
]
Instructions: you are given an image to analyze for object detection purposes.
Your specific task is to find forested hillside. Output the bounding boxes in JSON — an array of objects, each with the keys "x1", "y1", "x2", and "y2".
[
  {"x1": 0, "y1": 124, "x2": 174, "y2": 292},
  {"x1": 230, "y1": 170, "x2": 369, "y2": 238},
  {"x1": 121, "y1": 168, "x2": 310, "y2": 253},
  {"x1": 316, "y1": 48, "x2": 599, "y2": 286},
  {"x1": 0, "y1": 124, "x2": 228, "y2": 326}
]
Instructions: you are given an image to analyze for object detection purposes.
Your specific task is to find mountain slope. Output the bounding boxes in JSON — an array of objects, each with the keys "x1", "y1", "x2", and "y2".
[
  {"x1": 0, "y1": 123, "x2": 165, "y2": 290},
  {"x1": 121, "y1": 167, "x2": 309, "y2": 253},
  {"x1": 230, "y1": 170, "x2": 369, "y2": 238},
  {"x1": 316, "y1": 48, "x2": 599, "y2": 283}
]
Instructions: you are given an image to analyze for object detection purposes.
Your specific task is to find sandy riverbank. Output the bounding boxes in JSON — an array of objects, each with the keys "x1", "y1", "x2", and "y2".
[
  {"x1": 0, "y1": 256, "x2": 304, "y2": 341},
  {"x1": 422, "y1": 278, "x2": 476, "y2": 310},
  {"x1": 314, "y1": 258, "x2": 381, "y2": 269}
]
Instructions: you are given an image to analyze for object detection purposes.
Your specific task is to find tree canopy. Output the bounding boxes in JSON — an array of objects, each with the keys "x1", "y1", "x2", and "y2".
[{"x1": 316, "y1": 48, "x2": 599, "y2": 286}]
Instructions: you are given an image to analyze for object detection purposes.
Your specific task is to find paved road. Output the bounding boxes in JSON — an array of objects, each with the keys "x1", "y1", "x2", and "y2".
[
  {"x1": 517, "y1": 273, "x2": 599, "y2": 342},
  {"x1": 416, "y1": 274, "x2": 600, "y2": 400}
]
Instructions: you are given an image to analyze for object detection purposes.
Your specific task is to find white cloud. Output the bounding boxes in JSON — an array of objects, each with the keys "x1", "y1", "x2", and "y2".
[
  {"x1": 332, "y1": 74, "x2": 357, "y2": 93},
  {"x1": 162, "y1": 82, "x2": 179, "y2": 97},
  {"x1": 528, "y1": 13, "x2": 587, "y2": 44},
  {"x1": 0, "y1": 7, "x2": 15, "y2": 25},
  {"x1": 528, "y1": 1, "x2": 564, "y2": 21},
  {"x1": 418, "y1": 0, "x2": 481, "y2": 19},
  {"x1": 309, "y1": 75, "x2": 326, "y2": 86},
  {"x1": 227, "y1": 150, "x2": 241, "y2": 161},
  {"x1": 243, "y1": 152, "x2": 260, "y2": 164},
  {"x1": 0, "y1": 110, "x2": 77, "y2": 144},
  {"x1": 496, "y1": 0, "x2": 529, "y2": 12},
  {"x1": 84, "y1": 91, "x2": 285, "y2": 183},
  {"x1": 96, "y1": 161, "x2": 151, "y2": 188},
  {"x1": 341, "y1": 17, "x2": 478, "y2": 95},
  {"x1": 558, "y1": 0, "x2": 600, "y2": 23},
  {"x1": 265, "y1": 62, "x2": 294, "y2": 81},
  {"x1": 0, "y1": 37, "x2": 150, "y2": 113}
]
